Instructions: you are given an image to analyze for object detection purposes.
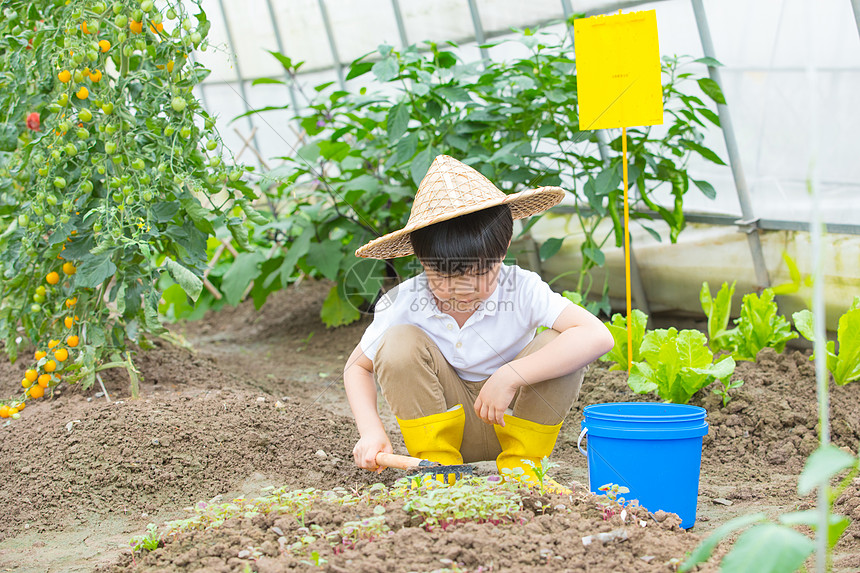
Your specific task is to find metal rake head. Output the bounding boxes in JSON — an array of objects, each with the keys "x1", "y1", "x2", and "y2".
[{"x1": 407, "y1": 459, "x2": 476, "y2": 481}]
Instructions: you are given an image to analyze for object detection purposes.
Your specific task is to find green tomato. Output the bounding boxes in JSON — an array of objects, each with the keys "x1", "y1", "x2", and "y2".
[
  {"x1": 46, "y1": 194, "x2": 58, "y2": 206},
  {"x1": 142, "y1": 190, "x2": 153, "y2": 202},
  {"x1": 112, "y1": 2, "x2": 123, "y2": 15},
  {"x1": 115, "y1": 14, "x2": 127, "y2": 27},
  {"x1": 53, "y1": 177, "x2": 66, "y2": 189},
  {"x1": 190, "y1": 32, "x2": 201, "y2": 45},
  {"x1": 157, "y1": 163, "x2": 167, "y2": 173},
  {"x1": 97, "y1": 166, "x2": 106, "y2": 175},
  {"x1": 31, "y1": 304, "x2": 42, "y2": 313},
  {"x1": 141, "y1": 0, "x2": 153, "y2": 12},
  {"x1": 166, "y1": 8, "x2": 176, "y2": 19},
  {"x1": 112, "y1": 191, "x2": 123, "y2": 203},
  {"x1": 125, "y1": 194, "x2": 136, "y2": 205},
  {"x1": 59, "y1": 214, "x2": 70, "y2": 224},
  {"x1": 93, "y1": 222, "x2": 102, "y2": 232},
  {"x1": 204, "y1": 117, "x2": 215, "y2": 130},
  {"x1": 89, "y1": 20, "x2": 100, "y2": 33},
  {"x1": 105, "y1": 141, "x2": 117, "y2": 154},
  {"x1": 44, "y1": 213, "x2": 56, "y2": 225},
  {"x1": 117, "y1": 31, "x2": 127, "y2": 44},
  {"x1": 110, "y1": 176, "x2": 122, "y2": 188},
  {"x1": 78, "y1": 108, "x2": 93, "y2": 122},
  {"x1": 180, "y1": 126, "x2": 191, "y2": 138},
  {"x1": 17, "y1": 214, "x2": 29, "y2": 227},
  {"x1": 87, "y1": 50, "x2": 98, "y2": 62},
  {"x1": 112, "y1": 156, "x2": 122, "y2": 165},
  {"x1": 171, "y1": 97, "x2": 186, "y2": 112},
  {"x1": 140, "y1": 173, "x2": 151, "y2": 185},
  {"x1": 58, "y1": 120, "x2": 71, "y2": 132},
  {"x1": 101, "y1": 102, "x2": 115, "y2": 116},
  {"x1": 81, "y1": 180, "x2": 94, "y2": 193},
  {"x1": 74, "y1": 70, "x2": 85, "y2": 83},
  {"x1": 77, "y1": 128, "x2": 89, "y2": 140},
  {"x1": 64, "y1": 143, "x2": 77, "y2": 156},
  {"x1": 206, "y1": 139, "x2": 217, "y2": 150},
  {"x1": 209, "y1": 157, "x2": 221, "y2": 167},
  {"x1": 132, "y1": 9, "x2": 143, "y2": 21},
  {"x1": 50, "y1": 150, "x2": 61, "y2": 161},
  {"x1": 73, "y1": 52, "x2": 85, "y2": 64},
  {"x1": 134, "y1": 39, "x2": 145, "y2": 51},
  {"x1": 122, "y1": 185, "x2": 132, "y2": 196},
  {"x1": 123, "y1": 45, "x2": 133, "y2": 57},
  {"x1": 33, "y1": 293, "x2": 45, "y2": 303},
  {"x1": 164, "y1": 126, "x2": 175, "y2": 136},
  {"x1": 58, "y1": 93, "x2": 69, "y2": 107},
  {"x1": 35, "y1": 286, "x2": 46, "y2": 296},
  {"x1": 64, "y1": 38, "x2": 72, "y2": 49},
  {"x1": 131, "y1": 158, "x2": 145, "y2": 170},
  {"x1": 182, "y1": 18, "x2": 193, "y2": 31},
  {"x1": 229, "y1": 170, "x2": 242, "y2": 182},
  {"x1": 93, "y1": 1, "x2": 106, "y2": 14}
]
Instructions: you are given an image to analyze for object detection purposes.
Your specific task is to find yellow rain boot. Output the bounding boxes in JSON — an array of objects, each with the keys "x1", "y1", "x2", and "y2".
[
  {"x1": 494, "y1": 414, "x2": 572, "y2": 495},
  {"x1": 396, "y1": 405, "x2": 465, "y2": 485}
]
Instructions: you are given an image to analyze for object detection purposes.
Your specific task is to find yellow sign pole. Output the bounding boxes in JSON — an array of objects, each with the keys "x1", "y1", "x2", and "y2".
[{"x1": 573, "y1": 9, "x2": 663, "y2": 372}]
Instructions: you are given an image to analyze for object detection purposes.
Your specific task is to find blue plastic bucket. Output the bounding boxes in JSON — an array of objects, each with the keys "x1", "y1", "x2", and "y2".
[{"x1": 578, "y1": 403, "x2": 708, "y2": 529}]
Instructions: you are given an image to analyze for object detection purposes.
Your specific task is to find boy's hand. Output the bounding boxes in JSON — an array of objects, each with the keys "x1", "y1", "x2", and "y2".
[
  {"x1": 474, "y1": 366, "x2": 520, "y2": 426},
  {"x1": 352, "y1": 430, "x2": 393, "y2": 472}
]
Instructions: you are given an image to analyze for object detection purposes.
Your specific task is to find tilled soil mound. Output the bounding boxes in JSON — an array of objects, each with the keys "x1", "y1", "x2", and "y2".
[
  {"x1": 105, "y1": 491, "x2": 707, "y2": 573},
  {"x1": 0, "y1": 389, "x2": 378, "y2": 543}
]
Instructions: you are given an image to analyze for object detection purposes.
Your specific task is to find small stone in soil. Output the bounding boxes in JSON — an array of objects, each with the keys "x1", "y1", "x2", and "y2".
[
  {"x1": 316, "y1": 449, "x2": 327, "y2": 458},
  {"x1": 713, "y1": 498, "x2": 733, "y2": 506}
]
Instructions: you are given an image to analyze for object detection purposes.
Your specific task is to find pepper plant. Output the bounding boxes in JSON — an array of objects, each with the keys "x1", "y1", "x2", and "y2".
[
  {"x1": 0, "y1": 0, "x2": 252, "y2": 410},
  {"x1": 217, "y1": 23, "x2": 726, "y2": 327}
]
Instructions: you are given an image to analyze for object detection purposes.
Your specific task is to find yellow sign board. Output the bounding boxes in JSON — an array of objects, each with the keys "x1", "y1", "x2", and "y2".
[{"x1": 574, "y1": 10, "x2": 663, "y2": 130}]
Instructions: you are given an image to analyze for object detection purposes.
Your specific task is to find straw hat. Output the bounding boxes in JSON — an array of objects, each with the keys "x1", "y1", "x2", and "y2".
[{"x1": 355, "y1": 155, "x2": 565, "y2": 259}]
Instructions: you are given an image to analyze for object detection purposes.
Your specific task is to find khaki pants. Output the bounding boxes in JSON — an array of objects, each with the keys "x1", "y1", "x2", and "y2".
[{"x1": 375, "y1": 324, "x2": 585, "y2": 463}]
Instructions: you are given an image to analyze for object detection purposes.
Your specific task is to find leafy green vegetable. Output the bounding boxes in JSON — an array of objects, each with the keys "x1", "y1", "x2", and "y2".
[
  {"x1": 627, "y1": 328, "x2": 736, "y2": 403},
  {"x1": 600, "y1": 309, "x2": 648, "y2": 371},
  {"x1": 699, "y1": 281, "x2": 736, "y2": 353},
  {"x1": 730, "y1": 289, "x2": 797, "y2": 361},
  {"x1": 793, "y1": 296, "x2": 860, "y2": 385}
]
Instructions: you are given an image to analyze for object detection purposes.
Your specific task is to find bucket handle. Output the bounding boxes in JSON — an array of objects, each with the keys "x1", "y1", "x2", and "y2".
[{"x1": 577, "y1": 427, "x2": 588, "y2": 456}]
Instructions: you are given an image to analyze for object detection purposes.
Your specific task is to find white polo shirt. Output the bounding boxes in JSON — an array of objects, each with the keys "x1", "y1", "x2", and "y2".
[{"x1": 359, "y1": 264, "x2": 571, "y2": 381}]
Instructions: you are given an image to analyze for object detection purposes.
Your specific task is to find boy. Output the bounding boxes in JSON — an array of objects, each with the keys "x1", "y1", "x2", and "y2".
[{"x1": 343, "y1": 155, "x2": 613, "y2": 492}]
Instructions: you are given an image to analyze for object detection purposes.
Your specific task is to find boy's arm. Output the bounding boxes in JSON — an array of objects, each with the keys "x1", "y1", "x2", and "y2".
[
  {"x1": 475, "y1": 303, "x2": 614, "y2": 426},
  {"x1": 343, "y1": 343, "x2": 392, "y2": 471}
]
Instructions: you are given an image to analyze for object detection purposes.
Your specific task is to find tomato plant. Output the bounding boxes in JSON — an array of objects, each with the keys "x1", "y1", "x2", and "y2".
[{"x1": 0, "y1": 0, "x2": 253, "y2": 411}]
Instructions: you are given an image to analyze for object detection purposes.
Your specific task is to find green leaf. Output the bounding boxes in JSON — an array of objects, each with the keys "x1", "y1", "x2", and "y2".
[
  {"x1": 627, "y1": 362, "x2": 658, "y2": 394},
  {"x1": 679, "y1": 513, "x2": 766, "y2": 572},
  {"x1": 221, "y1": 252, "x2": 264, "y2": 306},
  {"x1": 792, "y1": 309, "x2": 815, "y2": 342},
  {"x1": 410, "y1": 146, "x2": 435, "y2": 187},
  {"x1": 719, "y1": 524, "x2": 814, "y2": 573},
  {"x1": 601, "y1": 308, "x2": 648, "y2": 370},
  {"x1": 164, "y1": 257, "x2": 203, "y2": 302},
  {"x1": 386, "y1": 103, "x2": 410, "y2": 141},
  {"x1": 693, "y1": 56, "x2": 723, "y2": 67},
  {"x1": 75, "y1": 255, "x2": 117, "y2": 288},
  {"x1": 691, "y1": 178, "x2": 716, "y2": 200},
  {"x1": 227, "y1": 218, "x2": 251, "y2": 250},
  {"x1": 582, "y1": 245, "x2": 604, "y2": 266},
  {"x1": 320, "y1": 285, "x2": 360, "y2": 327},
  {"x1": 833, "y1": 308, "x2": 860, "y2": 385},
  {"x1": 539, "y1": 237, "x2": 564, "y2": 261},
  {"x1": 700, "y1": 281, "x2": 735, "y2": 346},
  {"x1": 251, "y1": 77, "x2": 284, "y2": 86},
  {"x1": 346, "y1": 60, "x2": 374, "y2": 80},
  {"x1": 680, "y1": 139, "x2": 726, "y2": 166},
  {"x1": 280, "y1": 226, "x2": 314, "y2": 284},
  {"x1": 372, "y1": 56, "x2": 399, "y2": 82},
  {"x1": 180, "y1": 195, "x2": 215, "y2": 235},
  {"x1": 306, "y1": 240, "x2": 342, "y2": 281},
  {"x1": 798, "y1": 444, "x2": 858, "y2": 496},
  {"x1": 697, "y1": 77, "x2": 726, "y2": 104},
  {"x1": 779, "y1": 511, "x2": 852, "y2": 548},
  {"x1": 241, "y1": 202, "x2": 268, "y2": 225}
]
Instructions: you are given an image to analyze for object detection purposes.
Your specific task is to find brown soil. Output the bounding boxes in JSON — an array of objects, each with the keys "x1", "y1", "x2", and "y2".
[{"x1": 0, "y1": 279, "x2": 858, "y2": 572}]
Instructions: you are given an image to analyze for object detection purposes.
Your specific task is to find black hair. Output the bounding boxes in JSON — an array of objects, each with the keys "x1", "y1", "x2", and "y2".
[{"x1": 409, "y1": 204, "x2": 513, "y2": 276}]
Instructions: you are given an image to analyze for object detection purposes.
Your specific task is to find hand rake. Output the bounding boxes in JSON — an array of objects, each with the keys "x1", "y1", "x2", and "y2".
[{"x1": 375, "y1": 452, "x2": 475, "y2": 482}]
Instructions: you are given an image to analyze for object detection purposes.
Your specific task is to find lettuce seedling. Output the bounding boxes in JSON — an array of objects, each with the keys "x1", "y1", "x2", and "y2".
[
  {"x1": 628, "y1": 328, "x2": 736, "y2": 404},
  {"x1": 793, "y1": 296, "x2": 860, "y2": 385},
  {"x1": 730, "y1": 289, "x2": 797, "y2": 361},
  {"x1": 699, "y1": 281, "x2": 736, "y2": 353},
  {"x1": 601, "y1": 308, "x2": 648, "y2": 371}
]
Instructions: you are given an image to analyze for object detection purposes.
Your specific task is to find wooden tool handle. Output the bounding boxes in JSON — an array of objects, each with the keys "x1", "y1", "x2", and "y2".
[{"x1": 375, "y1": 452, "x2": 424, "y2": 470}]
